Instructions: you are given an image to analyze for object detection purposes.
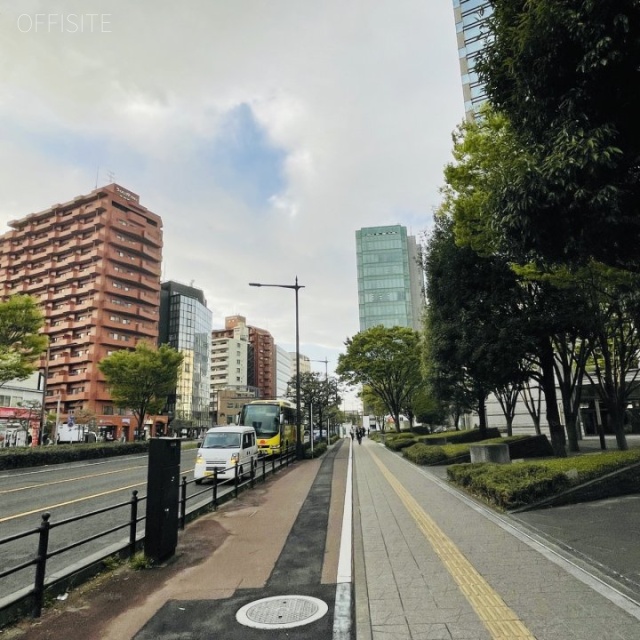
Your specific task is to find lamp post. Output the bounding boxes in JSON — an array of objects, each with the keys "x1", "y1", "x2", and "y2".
[
  {"x1": 310, "y1": 358, "x2": 329, "y2": 442},
  {"x1": 249, "y1": 277, "x2": 305, "y2": 460},
  {"x1": 38, "y1": 345, "x2": 50, "y2": 446}
]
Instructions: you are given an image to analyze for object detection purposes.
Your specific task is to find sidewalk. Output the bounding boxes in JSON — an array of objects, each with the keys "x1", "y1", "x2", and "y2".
[{"x1": 353, "y1": 438, "x2": 640, "y2": 639}]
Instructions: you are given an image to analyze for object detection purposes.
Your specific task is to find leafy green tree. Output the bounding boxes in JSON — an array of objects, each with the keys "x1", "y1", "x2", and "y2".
[
  {"x1": 438, "y1": 108, "x2": 600, "y2": 455},
  {"x1": 422, "y1": 214, "x2": 533, "y2": 439},
  {"x1": 0, "y1": 295, "x2": 48, "y2": 387},
  {"x1": 99, "y1": 342, "x2": 183, "y2": 435},
  {"x1": 476, "y1": 1, "x2": 640, "y2": 270},
  {"x1": 409, "y1": 387, "x2": 447, "y2": 432},
  {"x1": 286, "y1": 372, "x2": 341, "y2": 441},
  {"x1": 337, "y1": 326, "x2": 422, "y2": 432}
]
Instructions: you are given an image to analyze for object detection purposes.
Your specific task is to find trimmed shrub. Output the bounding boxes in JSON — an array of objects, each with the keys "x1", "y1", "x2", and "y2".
[
  {"x1": 303, "y1": 442, "x2": 328, "y2": 458},
  {"x1": 447, "y1": 449, "x2": 640, "y2": 510},
  {"x1": 0, "y1": 442, "x2": 151, "y2": 470},
  {"x1": 447, "y1": 463, "x2": 571, "y2": 509},
  {"x1": 403, "y1": 442, "x2": 473, "y2": 465},
  {"x1": 403, "y1": 443, "x2": 447, "y2": 465},
  {"x1": 385, "y1": 436, "x2": 417, "y2": 451},
  {"x1": 419, "y1": 428, "x2": 502, "y2": 446}
]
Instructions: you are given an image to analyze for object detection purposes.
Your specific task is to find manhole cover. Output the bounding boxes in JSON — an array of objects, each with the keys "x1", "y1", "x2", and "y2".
[{"x1": 236, "y1": 595, "x2": 328, "y2": 629}]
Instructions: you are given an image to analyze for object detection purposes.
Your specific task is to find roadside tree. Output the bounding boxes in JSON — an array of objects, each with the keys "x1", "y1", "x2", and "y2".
[
  {"x1": 99, "y1": 342, "x2": 183, "y2": 436},
  {"x1": 0, "y1": 295, "x2": 48, "y2": 387},
  {"x1": 476, "y1": 1, "x2": 640, "y2": 271},
  {"x1": 337, "y1": 326, "x2": 422, "y2": 433}
]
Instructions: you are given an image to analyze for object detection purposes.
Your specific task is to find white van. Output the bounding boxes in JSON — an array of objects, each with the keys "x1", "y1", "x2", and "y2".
[{"x1": 194, "y1": 426, "x2": 258, "y2": 484}]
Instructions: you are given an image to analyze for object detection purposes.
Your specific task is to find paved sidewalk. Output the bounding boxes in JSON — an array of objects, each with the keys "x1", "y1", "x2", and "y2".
[{"x1": 353, "y1": 438, "x2": 640, "y2": 640}]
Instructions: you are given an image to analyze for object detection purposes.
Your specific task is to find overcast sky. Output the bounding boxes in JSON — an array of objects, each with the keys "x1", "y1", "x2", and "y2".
[{"x1": 0, "y1": 0, "x2": 464, "y2": 391}]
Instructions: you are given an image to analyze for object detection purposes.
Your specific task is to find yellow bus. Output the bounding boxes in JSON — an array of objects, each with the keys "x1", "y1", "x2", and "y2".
[{"x1": 238, "y1": 399, "x2": 297, "y2": 456}]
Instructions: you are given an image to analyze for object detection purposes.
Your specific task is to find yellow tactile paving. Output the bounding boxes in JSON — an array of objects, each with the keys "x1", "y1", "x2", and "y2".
[{"x1": 370, "y1": 449, "x2": 536, "y2": 640}]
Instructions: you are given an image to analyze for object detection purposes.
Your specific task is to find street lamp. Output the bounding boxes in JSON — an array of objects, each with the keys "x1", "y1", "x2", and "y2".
[
  {"x1": 249, "y1": 277, "x2": 305, "y2": 460},
  {"x1": 310, "y1": 358, "x2": 329, "y2": 442},
  {"x1": 38, "y1": 344, "x2": 50, "y2": 446}
]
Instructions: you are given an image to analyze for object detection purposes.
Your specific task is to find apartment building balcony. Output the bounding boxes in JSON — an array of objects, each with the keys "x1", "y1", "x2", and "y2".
[
  {"x1": 66, "y1": 389, "x2": 90, "y2": 401},
  {"x1": 137, "y1": 305, "x2": 157, "y2": 321},
  {"x1": 14, "y1": 281, "x2": 32, "y2": 293},
  {"x1": 50, "y1": 353, "x2": 71, "y2": 366},
  {"x1": 135, "y1": 322, "x2": 157, "y2": 338},
  {"x1": 140, "y1": 243, "x2": 161, "y2": 262}
]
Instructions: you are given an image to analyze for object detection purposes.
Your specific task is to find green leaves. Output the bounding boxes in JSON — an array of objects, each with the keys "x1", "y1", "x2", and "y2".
[
  {"x1": 99, "y1": 342, "x2": 183, "y2": 427},
  {"x1": 0, "y1": 295, "x2": 47, "y2": 386},
  {"x1": 337, "y1": 325, "x2": 423, "y2": 431}
]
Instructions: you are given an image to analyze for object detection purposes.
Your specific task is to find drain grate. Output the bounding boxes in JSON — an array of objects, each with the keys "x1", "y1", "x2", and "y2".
[{"x1": 236, "y1": 595, "x2": 328, "y2": 629}]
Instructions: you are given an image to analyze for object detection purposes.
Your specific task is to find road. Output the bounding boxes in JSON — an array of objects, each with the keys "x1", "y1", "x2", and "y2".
[{"x1": 0, "y1": 448, "x2": 199, "y2": 602}]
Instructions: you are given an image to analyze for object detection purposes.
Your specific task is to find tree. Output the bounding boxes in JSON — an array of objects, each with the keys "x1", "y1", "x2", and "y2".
[
  {"x1": 337, "y1": 326, "x2": 422, "y2": 432},
  {"x1": 476, "y1": 1, "x2": 640, "y2": 271},
  {"x1": 0, "y1": 295, "x2": 48, "y2": 387},
  {"x1": 286, "y1": 372, "x2": 341, "y2": 441},
  {"x1": 422, "y1": 214, "x2": 533, "y2": 439},
  {"x1": 581, "y1": 265, "x2": 640, "y2": 451},
  {"x1": 99, "y1": 342, "x2": 183, "y2": 435}
]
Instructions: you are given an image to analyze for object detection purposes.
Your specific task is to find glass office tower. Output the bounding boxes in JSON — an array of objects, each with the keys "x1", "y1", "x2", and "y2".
[
  {"x1": 453, "y1": 0, "x2": 492, "y2": 121},
  {"x1": 159, "y1": 281, "x2": 213, "y2": 432},
  {"x1": 356, "y1": 225, "x2": 424, "y2": 331}
]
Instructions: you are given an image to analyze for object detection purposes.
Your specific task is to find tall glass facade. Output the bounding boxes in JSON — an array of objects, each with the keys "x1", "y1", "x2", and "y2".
[
  {"x1": 159, "y1": 282, "x2": 213, "y2": 430},
  {"x1": 453, "y1": 0, "x2": 492, "y2": 121},
  {"x1": 356, "y1": 225, "x2": 424, "y2": 331}
]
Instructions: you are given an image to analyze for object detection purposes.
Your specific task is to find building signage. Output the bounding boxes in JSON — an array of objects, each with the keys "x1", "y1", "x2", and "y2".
[{"x1": 114, "y1": 185, "x2": 139, "y2": 204}]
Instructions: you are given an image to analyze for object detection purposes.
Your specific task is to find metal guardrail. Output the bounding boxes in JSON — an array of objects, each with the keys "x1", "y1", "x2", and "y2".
[{"x1": 0, "y1": 445, "x2": 297, "y2": 626}]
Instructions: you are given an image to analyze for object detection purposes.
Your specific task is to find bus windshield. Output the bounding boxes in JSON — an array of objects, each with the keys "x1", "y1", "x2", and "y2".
[
  {"x1": 202, "y1": 432, "x2": 241, "y2": 448},
  {"x1": 241, "y1": 404, "x2": 279, "y2": 437}
]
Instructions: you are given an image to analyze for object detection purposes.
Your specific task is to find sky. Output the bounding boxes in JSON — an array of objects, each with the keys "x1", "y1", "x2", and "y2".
[{"x1": 0, "y1": 0, "x2": 464, "y2": 402}]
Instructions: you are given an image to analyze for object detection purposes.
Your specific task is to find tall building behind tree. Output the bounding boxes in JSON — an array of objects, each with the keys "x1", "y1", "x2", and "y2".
[
  {"x1": 453, "y1": 0, "x2": 492, "y2": 121},
  {"x1": 355, "y1": 225, "x2": 424, "y2": 331},
  {"x1": 159, "y1": 280, "x2": 212, "y2": 434}
]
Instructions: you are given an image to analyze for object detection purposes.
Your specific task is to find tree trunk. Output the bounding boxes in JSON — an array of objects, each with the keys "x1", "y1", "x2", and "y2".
[
  {"x1": 608, "y1": 399, "x2": 629, "y2": 451},
  {"x1": 477, "y1": 394, "x2": 487, "y2": 439},
  {"x1": 565, "y1": 410, "x2": 580, "y2": 453},
  {"x1": 539, "y1": 339, "x2": 567, "y2": 457}
]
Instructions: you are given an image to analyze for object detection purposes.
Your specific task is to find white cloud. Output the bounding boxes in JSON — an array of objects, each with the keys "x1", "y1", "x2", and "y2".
[{"x1": 0, "y1": 0, "x2": 464, "y2": 384}]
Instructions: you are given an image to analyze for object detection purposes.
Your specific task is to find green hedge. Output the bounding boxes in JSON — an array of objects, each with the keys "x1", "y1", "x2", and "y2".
[
  {"x1": 419, "y1": 428, "x2": 502, "y2": 446},
  {"x1": 403, "y1": 442, "x2": 473, "y2": 465},
  {"x1": 385, "y1": 436, "x2": 417, "y2": 451},
  {"x1": 447, "y1": 449, "x2": 640, "y2": 510},
  {"x1": 401, "y1": 435, "x2": 537, "y2": 467},
  {"x1": 304, "y1": 442, "x2": 328, "y2": 458},
  {"x1": 0, "y1": 442, "x2": 152, "y2": 470}
]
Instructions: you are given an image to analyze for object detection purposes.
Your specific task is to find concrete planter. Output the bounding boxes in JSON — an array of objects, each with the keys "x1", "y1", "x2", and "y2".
[{"x1": 469, "y1": 443, "x2": 511, "y2": 464}]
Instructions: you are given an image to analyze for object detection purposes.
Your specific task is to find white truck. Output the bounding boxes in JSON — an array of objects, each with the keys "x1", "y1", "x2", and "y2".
[{"x1": 56, "y1": 423, "x2": 96, "y2": 444}]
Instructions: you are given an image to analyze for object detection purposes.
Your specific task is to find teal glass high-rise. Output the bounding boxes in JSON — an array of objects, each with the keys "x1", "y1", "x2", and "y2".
[{"x1": 356, "y1": 225, "x2": 424, "y2": 332}]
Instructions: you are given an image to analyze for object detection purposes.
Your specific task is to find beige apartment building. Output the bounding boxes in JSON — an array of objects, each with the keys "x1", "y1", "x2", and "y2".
[{"x1": 0, "y1": 183, "x2": 165, "y2": 441}]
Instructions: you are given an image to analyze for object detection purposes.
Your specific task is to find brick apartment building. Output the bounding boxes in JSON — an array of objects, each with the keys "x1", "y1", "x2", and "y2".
[
  {"x1": 211, "y1": 315, "x2": 276, "y2": 403},
  {"x1": 0, "y1": 183, "x2": 164, "y2": 441}
]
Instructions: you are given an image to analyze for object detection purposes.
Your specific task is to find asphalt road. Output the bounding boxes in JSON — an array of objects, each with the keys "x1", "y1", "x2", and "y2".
[{"x1": 0, "y1": 448, "x2": 200, "y2": 601}]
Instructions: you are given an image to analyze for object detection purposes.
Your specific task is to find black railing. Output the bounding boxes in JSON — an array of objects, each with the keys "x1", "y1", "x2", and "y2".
[{"x1": 0, "y1": 445, "x2": 297, "y2": 626}]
